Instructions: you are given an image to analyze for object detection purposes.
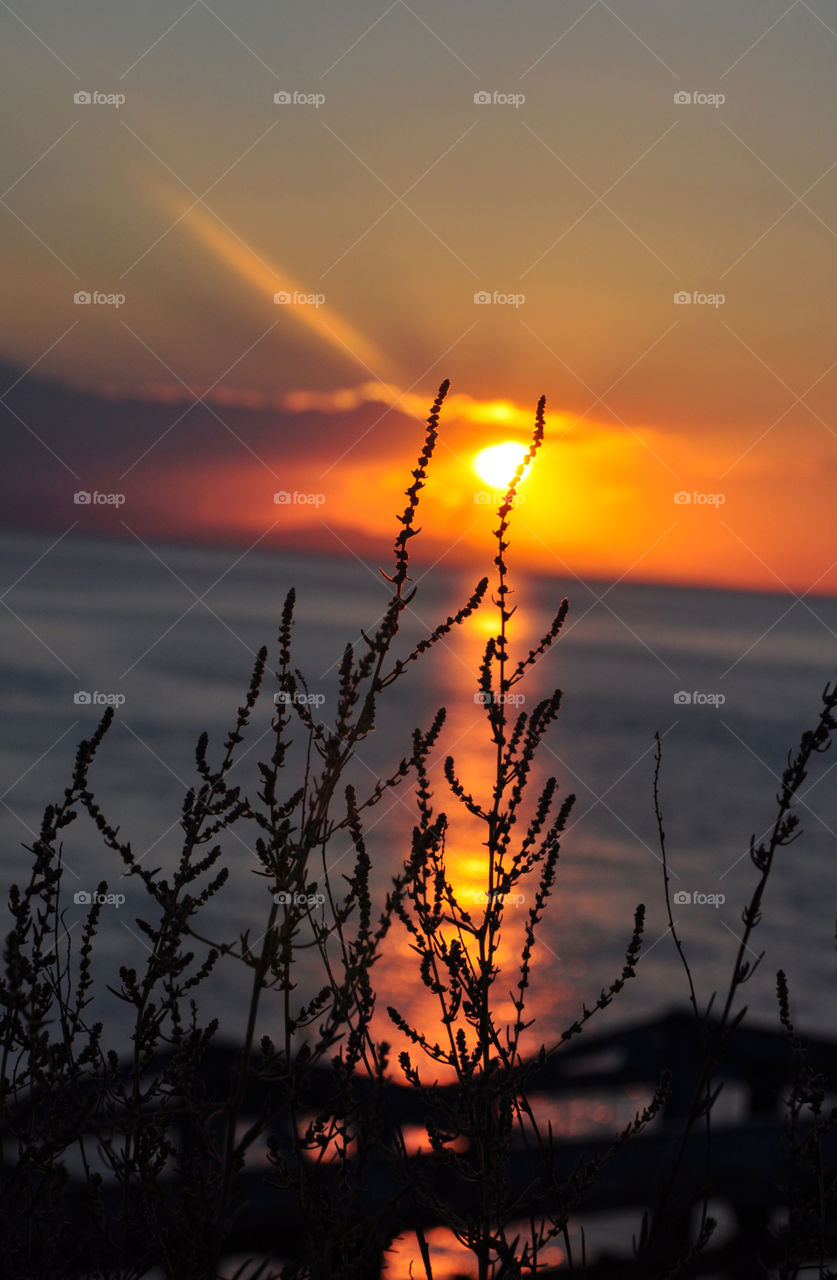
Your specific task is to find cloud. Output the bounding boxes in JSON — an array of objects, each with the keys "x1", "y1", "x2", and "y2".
[
  {"x1": 281, "y1": 382, "x2": 583, "y2": 436},
  {"x1": 4, "y1": 357, "x2": 835, "y2": 594}
]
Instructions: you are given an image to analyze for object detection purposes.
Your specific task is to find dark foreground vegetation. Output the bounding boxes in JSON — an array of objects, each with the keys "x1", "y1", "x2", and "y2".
[{"x1": 2, "y1": 383, "x2": 836, "y2": 1278}]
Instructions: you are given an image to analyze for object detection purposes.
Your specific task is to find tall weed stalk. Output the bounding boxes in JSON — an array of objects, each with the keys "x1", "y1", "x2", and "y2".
[{"x1": 1, "y1": 382, "x2": 835, "y2": 1280}]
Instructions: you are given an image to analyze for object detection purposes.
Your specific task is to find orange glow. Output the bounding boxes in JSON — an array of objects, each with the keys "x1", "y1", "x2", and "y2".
[
  {"x1": 97, "y1": 370, "x2": 837, "y2": 595},
  {"x1": 384, "y1": 1226, "x2": 565, "y2": 1278}
]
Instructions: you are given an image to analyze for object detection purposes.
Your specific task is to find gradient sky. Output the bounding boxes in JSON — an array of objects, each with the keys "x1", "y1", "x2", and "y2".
[{"x1": 2, "y1": 0, "x2": 837, "y2": 590}]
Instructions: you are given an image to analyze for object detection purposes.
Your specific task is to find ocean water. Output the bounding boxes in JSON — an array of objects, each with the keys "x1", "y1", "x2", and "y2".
[{"x1": 2, "y1": 529, "x2": 836, "y2": 1056}]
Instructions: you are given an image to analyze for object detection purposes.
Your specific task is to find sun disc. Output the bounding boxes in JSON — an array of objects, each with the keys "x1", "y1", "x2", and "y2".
[{"x1": 474, "y1": 441, "x2": 528, "y2": 490}]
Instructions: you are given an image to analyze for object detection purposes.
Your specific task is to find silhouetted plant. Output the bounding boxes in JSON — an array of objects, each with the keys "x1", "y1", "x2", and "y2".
[
  {"x1": 775, "y1": 969, "x2": 837, "y2": 1280},
  {"x1": 642, "y1": 684, "x2": 837, "y2": 1278},
  {"x1": 385, "y1": 397, "x2": 666, "y2": 1279},
  {"x1": 1, "y1": 381, "x2": 835, "y2": 1280}
]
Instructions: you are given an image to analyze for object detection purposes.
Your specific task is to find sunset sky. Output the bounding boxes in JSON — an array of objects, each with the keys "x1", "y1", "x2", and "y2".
[{"x1": 2, "y1": 0, "x2": 837, "y2": 591}]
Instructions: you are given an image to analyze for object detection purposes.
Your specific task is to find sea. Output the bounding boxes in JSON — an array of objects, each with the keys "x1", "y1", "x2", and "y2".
[{"x1": 2, "y1": 528, "x2": 837, "y2": 1060}]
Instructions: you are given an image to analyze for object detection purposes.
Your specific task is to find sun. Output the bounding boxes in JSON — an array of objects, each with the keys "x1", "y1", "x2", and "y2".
[{"x1": 473, "y1": 441, "x2": 529, "y2": 490}]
